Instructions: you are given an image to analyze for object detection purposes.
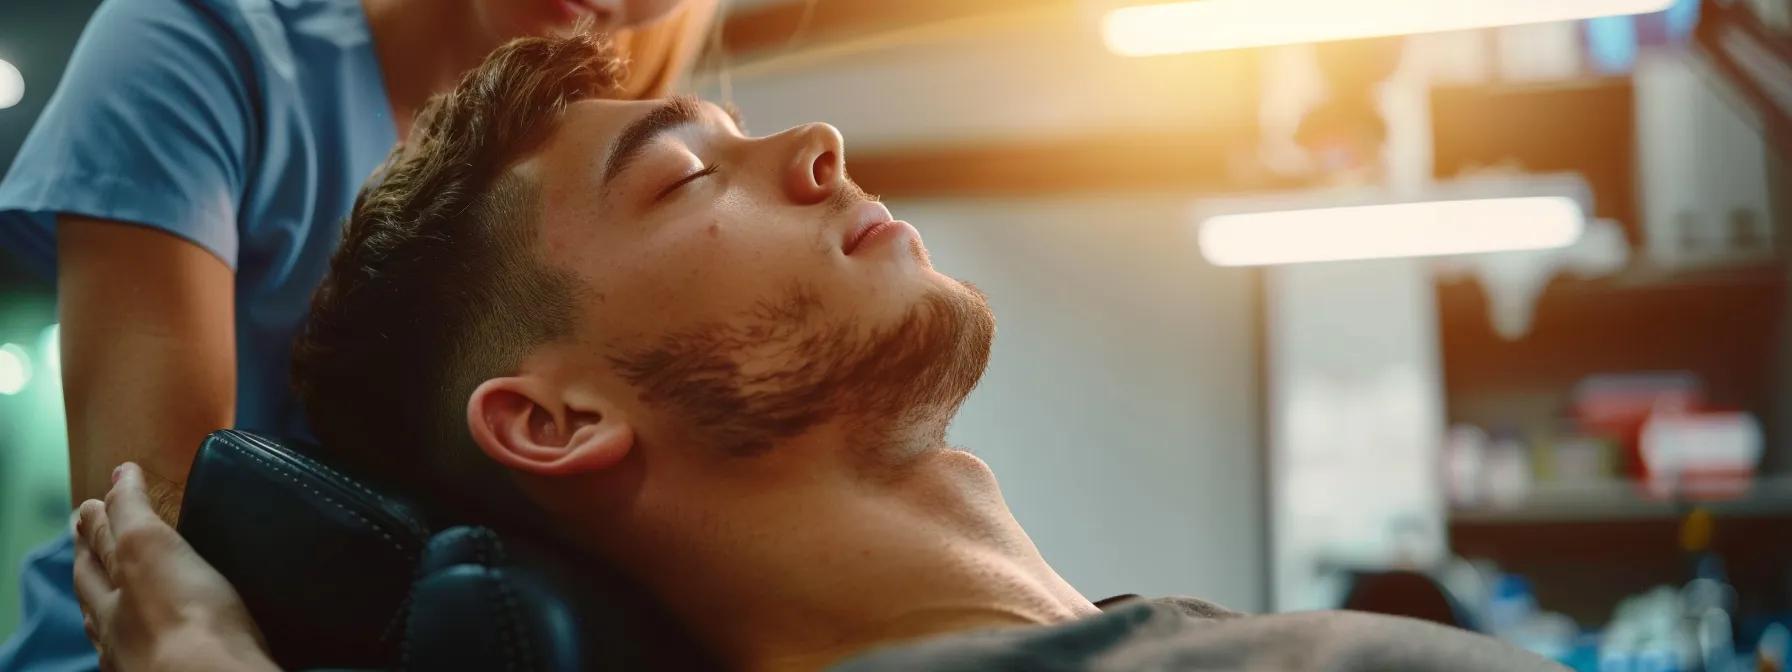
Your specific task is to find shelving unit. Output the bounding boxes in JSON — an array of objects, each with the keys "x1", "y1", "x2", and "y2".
[
  {"x1": 1450, "y1": 475, "x2": 1792, "y2": 523},
  {"x1": 1436, "y1": 256, "x2": 1792, "y2": 625},
  {"x1": 1438, "y1": 260, "x2": 1785, "y2": 403}
]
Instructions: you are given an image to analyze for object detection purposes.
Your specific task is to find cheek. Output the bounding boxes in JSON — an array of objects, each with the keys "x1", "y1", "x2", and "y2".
[
  {"x1": 638, "y1": 191, "x2": 799, "y2": 276},
  {"x1": 642, "y1": 219, "x2": 771, "y2": 293},
  {"x1": 587, "y1": 219, "x2": 734, "y2": 323},
  {"x1": 620, "y1": 218, "x2": 822, "y2": 324}
]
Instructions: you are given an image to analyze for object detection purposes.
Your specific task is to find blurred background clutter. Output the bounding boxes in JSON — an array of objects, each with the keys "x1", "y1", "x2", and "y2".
[{"x1": 3, "y1": 0, "x2": 1790, "y2": 669}]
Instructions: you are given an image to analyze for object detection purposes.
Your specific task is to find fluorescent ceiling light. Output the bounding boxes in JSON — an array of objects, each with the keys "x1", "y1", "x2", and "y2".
[
  {"x1": 1104, "y1": 0, "x2": 1675, "y2": 56},
  {"x1": 0, "y1": 343, "x2": 30, "y2": 395},
  {"x1": 0, "y1": 59, "x2": 23, "y2": 110},
  {"x1": 1199, "y1": 197, "x2": 1585, "y2": 266}
]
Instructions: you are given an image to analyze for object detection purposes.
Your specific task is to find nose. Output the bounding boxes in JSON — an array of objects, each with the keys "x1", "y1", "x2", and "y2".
[{"x1": 780, "y1": 123, "x2": 846, "y2": 206}]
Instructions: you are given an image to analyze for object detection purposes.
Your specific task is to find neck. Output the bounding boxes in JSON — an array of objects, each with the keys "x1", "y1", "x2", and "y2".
[
  {"x1": 587, "y1": 430, "x2": 1100, "y2": 672},
  {"x1": 360, "y1": 0, "x2": 497, "y2": 138}
]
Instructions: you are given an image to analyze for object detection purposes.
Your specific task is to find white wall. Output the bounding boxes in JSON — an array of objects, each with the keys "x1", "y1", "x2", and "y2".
[
  {"x1": 898, "y1": 196, "x2": 1265, "y2": 611},
  {"x1": 1265, "y1": 260, "x2": 1446, "y2": 612},
  {"x1": 697, "y1": 9, "x2": 1256, "y2": 151}
]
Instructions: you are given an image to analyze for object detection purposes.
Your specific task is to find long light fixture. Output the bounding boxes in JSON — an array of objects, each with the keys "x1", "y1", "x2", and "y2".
[
  {"x1": 1198, "y1": 197, "x2": 1584, "y2": 266},
  {"x1": 1104, "y1": 0, "x2": 1676, "y2": 56}
]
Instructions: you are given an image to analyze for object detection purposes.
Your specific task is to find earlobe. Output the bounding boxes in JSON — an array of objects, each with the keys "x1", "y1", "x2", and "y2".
[{"x1": 467, "y1": 377, "x2": 635, "y2": 477}]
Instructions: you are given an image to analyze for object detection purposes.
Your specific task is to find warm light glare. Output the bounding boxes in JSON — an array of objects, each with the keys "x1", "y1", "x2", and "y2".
[
  {"x1": 0, "y1": 343, "x2": 32, "y2": 395},
  {"x1": 1104, "y1": 0, "x2": 1676, "y2": 56},
  {"x1": 1199, "y1": 197, "x2": 1585, "y2": 266},
  {"x1": 0, "y1": 59, "x2": 23, "y2": 110}
]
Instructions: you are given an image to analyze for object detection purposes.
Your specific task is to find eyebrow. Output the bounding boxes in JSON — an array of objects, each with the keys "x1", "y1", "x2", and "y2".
[
  {"x1": 602, "y1": 96, "x2": 707, "y2": 186},
  {"x1": 720, "y1": 101, "x2": 747, "y2": 134}
]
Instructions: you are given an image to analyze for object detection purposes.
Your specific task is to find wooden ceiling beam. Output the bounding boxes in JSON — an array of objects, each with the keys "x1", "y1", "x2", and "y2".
[{"x1": 844, "y1": 131, "x2": 1284, "y2": 199}]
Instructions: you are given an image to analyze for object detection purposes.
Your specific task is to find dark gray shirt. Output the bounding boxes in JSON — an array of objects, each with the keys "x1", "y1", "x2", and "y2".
[{"x1": 831, "y1": 596, "x2": 1567, "y2": 671}]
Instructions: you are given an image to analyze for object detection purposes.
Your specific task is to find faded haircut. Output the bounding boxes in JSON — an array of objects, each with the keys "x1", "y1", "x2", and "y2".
[{"x1": 292, "y1": 31, "x2": 623, "y2": 522}]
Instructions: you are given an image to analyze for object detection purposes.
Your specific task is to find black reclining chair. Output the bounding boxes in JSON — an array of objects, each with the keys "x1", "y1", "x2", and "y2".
[{"x1": 175, "y1": 429, "x2": 716, "y2": 671}]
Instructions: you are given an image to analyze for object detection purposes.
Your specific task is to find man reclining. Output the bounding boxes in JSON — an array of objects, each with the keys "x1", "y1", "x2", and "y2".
[{"x1": 69, "y1": 31, "x2": 1565, "y2": 672}]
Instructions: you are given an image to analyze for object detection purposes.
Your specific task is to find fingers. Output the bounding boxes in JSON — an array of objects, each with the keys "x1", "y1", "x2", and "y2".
[
  {"x1": 73, "y1": 509, "x2": 116, "y2": 606},
  {"x1": 103, "y1": 463, "x2": 160, "y2": 536},
  {"x1": 76, "y1": 499, "x2": 118, "y2": 584},
  {"x1": 103, "y1": 463, "x2": 188, "y2": 587},
  {"x1": 71, "y1": 504, "x2": 117, "y2": 653}
]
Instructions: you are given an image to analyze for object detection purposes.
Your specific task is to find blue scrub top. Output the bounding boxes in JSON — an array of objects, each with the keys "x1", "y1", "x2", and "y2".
[
  {"x1": 0, "y1": 0, "x2": 400, "y2": 440},
  {"x1": 0, "y1": 1, "x2": 396, "y2": 668}
]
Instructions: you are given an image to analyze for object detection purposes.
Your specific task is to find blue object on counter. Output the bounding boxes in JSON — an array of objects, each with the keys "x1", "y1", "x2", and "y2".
[{"x1": 1561, "y1": 633, "x2": 1601, "y2": 672}]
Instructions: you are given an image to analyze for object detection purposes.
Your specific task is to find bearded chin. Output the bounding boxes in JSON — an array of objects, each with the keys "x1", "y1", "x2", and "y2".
[
  {"x1": 843, "y1": 281, "x2": 995, "y2": 431},
  {"x1": 610, "y1": 280, "x2": 996, "y2": 456}
]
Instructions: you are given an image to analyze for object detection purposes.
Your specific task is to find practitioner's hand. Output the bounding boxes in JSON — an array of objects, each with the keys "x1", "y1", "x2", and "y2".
[{"x1": 72, "y1": 462, "x2": 278, "y2": 672}]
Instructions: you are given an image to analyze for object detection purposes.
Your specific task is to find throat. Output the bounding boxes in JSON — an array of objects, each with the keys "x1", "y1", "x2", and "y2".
[{"x1": 634, "y1": 447, "x2": 1100, "y2": 671}]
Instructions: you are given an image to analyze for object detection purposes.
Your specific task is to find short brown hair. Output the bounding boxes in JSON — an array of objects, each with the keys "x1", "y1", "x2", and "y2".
[{"x1": 292, "y1": 32, "x2": 623, "y2": 520}]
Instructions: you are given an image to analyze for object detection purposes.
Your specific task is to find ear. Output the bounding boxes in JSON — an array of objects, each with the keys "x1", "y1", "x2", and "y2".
[{"x1": 467, "y1": 376, "x2": 634, "y2": 477}]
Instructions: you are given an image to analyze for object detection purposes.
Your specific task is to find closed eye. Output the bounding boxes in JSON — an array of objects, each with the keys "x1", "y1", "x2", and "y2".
[{"x1": 655, "y1": 164, "x2": 719, "y2": 202}]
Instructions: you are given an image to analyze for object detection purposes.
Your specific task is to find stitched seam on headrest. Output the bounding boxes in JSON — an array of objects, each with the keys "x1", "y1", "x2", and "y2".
[
  {"x1": 222, "y1": 439, "x2": 425, "y2": 660},
  {"x1": 385, "y1": 552, "x2": 428, "y2": 658},
  {"x1": 281, "y1": 445, "x2": 384, "y2": 501},
  {"x1": 474, "y1": 528, "x2": 508, "y2": 567},
  {"x1": 486, "y1": 577, "x2": 515, "y2": 670},
  {"x1": 237, "y1": 431, "x2": 386, "y2": 501},
  {"x1": 398, "y1": 592, "x2": 417, "y2": 672},
  {"x1": 492, "y1": 574, "x2": 535, "y2": 672},
  {"x1": 218, "y1": 438, "x2": 414, "y2": 556}
]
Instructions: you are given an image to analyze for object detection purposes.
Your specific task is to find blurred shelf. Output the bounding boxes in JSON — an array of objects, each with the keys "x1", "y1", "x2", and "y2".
[
  {"x1": 1449, "y1": 502, "x2": 1792, "y2": 627},
  {"x1": 1552, "y1": 259, "x2": 1784, "y2": 291},
  {"x1": 1448, "y1": 475, "x2": 1792, "y2": 524},
  {"x1": 1432, "y1": 76, "x2": 1638, "y2": 240},
  {"x1": 1438, "y1": 259, "x2": 1786, "y2": 402},
  {"x1": 1439, "y1": 259, "x2": 1786, "y2": 319}
]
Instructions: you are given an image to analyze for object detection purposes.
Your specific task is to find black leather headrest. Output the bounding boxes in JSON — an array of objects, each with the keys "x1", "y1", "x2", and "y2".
[
  {"x1": 177, "y1": 430, "x2": 431, "y2": 669},
  {"x1": 405, "y1": 527, "x2": 719, "y2": 671},
  {"x1": 177, "y1": 430, "x2": 718, "y2": 671}
]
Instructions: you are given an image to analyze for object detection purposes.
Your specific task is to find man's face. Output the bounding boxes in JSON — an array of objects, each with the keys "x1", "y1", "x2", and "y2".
[{"x1": 519, "y1": 97, "x2": 995, "y2": 459}]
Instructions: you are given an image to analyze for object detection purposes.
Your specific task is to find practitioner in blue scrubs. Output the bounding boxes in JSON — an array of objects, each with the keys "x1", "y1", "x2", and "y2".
[{"x1": 0, "y1": 0, "x2": 713, "y2": 668}]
